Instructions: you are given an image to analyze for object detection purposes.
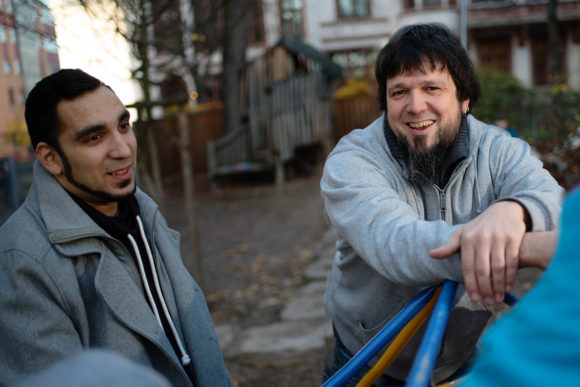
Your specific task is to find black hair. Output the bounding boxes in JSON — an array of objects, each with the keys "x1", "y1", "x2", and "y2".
[
  {"x1": 25, "y1": 68, "x2": 106, "y2": 150},
  {"x1": 375, "y1": 23, "x2": 480, "y2": 112}
]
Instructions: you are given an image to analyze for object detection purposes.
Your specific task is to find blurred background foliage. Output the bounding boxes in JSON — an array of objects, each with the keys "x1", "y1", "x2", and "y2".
[{"x1": 475, "y1": 66, "x2": 580, "y2": 143}]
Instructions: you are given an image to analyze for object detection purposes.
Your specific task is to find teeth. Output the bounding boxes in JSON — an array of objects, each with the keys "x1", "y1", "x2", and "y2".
[
  {"x1": 409, "y1": 120, "x2": 433, "y2": 129},
  {"x1": 111, "y1": 168, "x2": 128, "y2": 176}
]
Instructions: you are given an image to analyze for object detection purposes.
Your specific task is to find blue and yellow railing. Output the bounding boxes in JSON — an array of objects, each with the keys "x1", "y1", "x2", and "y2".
[{"x1": 322, "y1": 280, "x2": 517, "y2": 387}]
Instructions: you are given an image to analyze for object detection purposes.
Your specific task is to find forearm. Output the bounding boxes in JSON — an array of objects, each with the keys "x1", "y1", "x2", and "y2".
[{"x1": 519, "y1": 231, "x2": 557, "y2": 270}]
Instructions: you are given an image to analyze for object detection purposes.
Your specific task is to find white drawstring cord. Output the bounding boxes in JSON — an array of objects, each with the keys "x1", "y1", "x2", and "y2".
[
  {"x1": 135, "y1": 216, "x2": 192, "y2": 367},
  {"x1": 127, "y1": 234, "x2": 163, "y2": 328}
]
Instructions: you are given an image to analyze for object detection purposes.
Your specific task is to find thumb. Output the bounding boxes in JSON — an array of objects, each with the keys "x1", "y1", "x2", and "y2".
[{"x1": 430, "y1": 228, "x2": 462, "y2": 259}]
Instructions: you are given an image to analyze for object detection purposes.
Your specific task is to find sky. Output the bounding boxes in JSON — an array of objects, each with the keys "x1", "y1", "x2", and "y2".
[{"x1": 48, "y1": 0, "x2": 140, "y2": 106}]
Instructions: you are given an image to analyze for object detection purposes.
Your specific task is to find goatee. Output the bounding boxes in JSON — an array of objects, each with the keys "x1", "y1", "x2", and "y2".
[{"x1": 404, "y1": 115, "x2": 466, "y2": 186}]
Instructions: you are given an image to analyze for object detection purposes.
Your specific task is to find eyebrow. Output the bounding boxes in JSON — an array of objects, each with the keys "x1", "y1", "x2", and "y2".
[
  {"x1": 387, "y1": 79, "x2": 446, "y2": 93},
  {"x1": 74, "y1": 109, "x2": 131, "y2": 142}
]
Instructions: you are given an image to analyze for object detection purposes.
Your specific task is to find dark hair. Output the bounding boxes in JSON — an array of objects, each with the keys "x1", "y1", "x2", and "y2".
[
  {"x1": 25, "y1": 68, "x2": 106, "y2": 150},
  {"x1": 375, "y1": 23, "x2": 480, "y2": 112}
]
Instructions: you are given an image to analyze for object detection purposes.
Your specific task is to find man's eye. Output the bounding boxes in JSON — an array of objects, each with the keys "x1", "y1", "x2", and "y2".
[
  {"x1": 120, "y1": 122, "x2": 131, "y2": 131},
  {"x1": 391, "y1": 90, "x2": 405, "y2": 97}
]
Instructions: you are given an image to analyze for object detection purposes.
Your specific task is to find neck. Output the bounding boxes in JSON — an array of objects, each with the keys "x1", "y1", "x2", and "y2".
[{"x1": 91, "y1": 201, "x2": 119, "y2": 217}]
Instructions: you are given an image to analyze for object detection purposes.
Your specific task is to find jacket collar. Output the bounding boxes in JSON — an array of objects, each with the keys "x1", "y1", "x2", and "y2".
[{"x1": 31, "y1": 161, "x2": 158, "y2": 251}]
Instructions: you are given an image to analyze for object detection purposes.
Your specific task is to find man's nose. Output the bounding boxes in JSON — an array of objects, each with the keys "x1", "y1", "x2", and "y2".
[
  {"x1": 406, "y1": 91, "x2": 427, "y2": 114},
  {"x1": 110, "y1": 131, "x2": 133, "y2": 158}
]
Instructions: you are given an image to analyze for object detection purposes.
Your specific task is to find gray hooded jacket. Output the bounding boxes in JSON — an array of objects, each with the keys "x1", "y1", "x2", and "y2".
[
  {"x1": 0, "y1": 161, "x2": 233, "y2": 387},
  {"x1": 321, "y1": 114, "x2": 563, "y2": 382}
]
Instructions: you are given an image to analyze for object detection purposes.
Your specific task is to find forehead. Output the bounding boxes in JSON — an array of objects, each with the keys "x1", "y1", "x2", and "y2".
[
  {"x1": 57, "y1": 86, "x2": 125, "y2": 133},
  {"x1": 387, "y1": 61, "x2": 454, "y2": 86}
]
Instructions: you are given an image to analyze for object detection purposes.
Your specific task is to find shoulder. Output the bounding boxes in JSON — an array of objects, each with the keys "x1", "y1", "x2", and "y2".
[
  {"x1": 0, "y1": 201, "x2": 51, "y2": 262},
  {"x1": 467, "y1": 115, "x2": 530, "y2": 156}
]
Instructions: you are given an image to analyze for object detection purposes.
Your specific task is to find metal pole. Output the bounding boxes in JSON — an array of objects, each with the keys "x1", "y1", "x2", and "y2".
[{"x1": 460, "y1": 0, "x2": 467, "y2": 50}]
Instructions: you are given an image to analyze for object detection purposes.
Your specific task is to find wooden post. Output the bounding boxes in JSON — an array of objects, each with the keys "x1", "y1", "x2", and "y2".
[{"x1": 177, "y1": 104, "x2": 204, "y2": 289}]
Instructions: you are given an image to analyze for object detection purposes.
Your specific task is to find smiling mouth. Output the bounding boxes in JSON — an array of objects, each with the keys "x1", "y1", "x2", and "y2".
[
  {"x1": 408, "y1": 120, "x2": 434, "y2": 129},
  {"x1": 109, "y1": 167, "x2": 130, "y2": 176}
]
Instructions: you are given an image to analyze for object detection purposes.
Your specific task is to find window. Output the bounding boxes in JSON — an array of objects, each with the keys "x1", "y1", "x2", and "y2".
[
  {"x1": 280, "y1": 0, "x2": 303, "y2": 38},
  {"x1": 423, "y1": 0, "x2": 441, "y2": 7},
  {"x1": 247, "y1": 0, "x2": 265, "y2": 44},
  {"x1": 476, "y1": 37, "x2": 510, "y2": 73},
  {"x1": 13, "y1": 57, "x2": 20, "y2": 75},
  {"x1": 40, "y1": 5, "x2": 55, "y2": 24},
  {"x1": 3, "y1": 58, "x2": 11, "y2": 74},
  {"x1": 337, "y1": 0, "x2": 369, "y2": 19},
  {"x1": 404, "y1": 0, "x2": 415, "y2": 10},
  {"x1": 8, "y1": 27, "x2": 15, "y2": 44},
  {"x1": 43, "y1": 37, "x2": 58, "y2": 54},
  {"x1": 331, "y1": 50, "x2": 374, "y2": 80},
  {"x1": 531, "y1": 34, "x2": 566, "y2": 86}
]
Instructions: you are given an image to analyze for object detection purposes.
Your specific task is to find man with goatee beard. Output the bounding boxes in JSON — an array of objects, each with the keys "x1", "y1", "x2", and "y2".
[
  {"x1": 0, "y1": 69, "x2": 233, "y2": 387},
  {"x1": 321, "y1": 24, "x2": 563, "y2": 386}
]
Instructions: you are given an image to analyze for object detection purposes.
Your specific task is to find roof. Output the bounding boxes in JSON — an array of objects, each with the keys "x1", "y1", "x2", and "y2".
[{"x1": 276, "y1": 37, "x2": 344, "y2": 78}]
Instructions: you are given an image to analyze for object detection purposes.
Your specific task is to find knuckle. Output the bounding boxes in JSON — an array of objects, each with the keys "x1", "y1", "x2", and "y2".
[{"x1": 475, "y1": 266, "x2": 489, "y2": 277}]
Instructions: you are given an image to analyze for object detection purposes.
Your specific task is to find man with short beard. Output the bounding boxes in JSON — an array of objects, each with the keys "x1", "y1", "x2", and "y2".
[
  {"x1": 0, "y1": 69, "x2": 233, "y2": 387},
  {"x1": 321, "y1": 24, "x2": 563, "y2": 385}
]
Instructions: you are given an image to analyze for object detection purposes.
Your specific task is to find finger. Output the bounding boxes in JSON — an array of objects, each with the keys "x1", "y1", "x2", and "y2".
[
  {"x1": 430, "y1": 229, "x2": 461, "y2": 259},
  {"x1": 473, "y1": 233, "x2": 493, "y2": 305},
  {"x1": 490, "y1": 239, "x2": 506, "y2": 304},
  {"x1": 460, "y1": 238, "x2": 479, "y2": 302}
]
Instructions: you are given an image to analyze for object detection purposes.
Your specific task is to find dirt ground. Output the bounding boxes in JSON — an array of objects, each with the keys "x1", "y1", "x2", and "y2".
[{"x1": 163, "y1": 165, "x2": 331, "y2": 386}]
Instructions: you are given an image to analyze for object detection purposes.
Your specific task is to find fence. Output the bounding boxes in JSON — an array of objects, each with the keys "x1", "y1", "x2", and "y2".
[
  {"x1": 0, "y1": 156, "x2": 34, "y2": 222},
  {"x1": 136, "y1": 103, "x2": 225, "y2": 178},
  {"x1": 333, "y1": 94, "x2": 380, "y2": 143}
]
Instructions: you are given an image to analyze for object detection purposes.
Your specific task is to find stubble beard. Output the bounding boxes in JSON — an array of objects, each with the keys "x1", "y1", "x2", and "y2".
[{"x1": 60, "y1": 151, "x2": 136, "y2": 204}]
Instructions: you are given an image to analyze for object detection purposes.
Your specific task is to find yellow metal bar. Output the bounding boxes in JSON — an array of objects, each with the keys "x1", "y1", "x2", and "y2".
[{"x1": 356, "y1": 286, "x2": 442, "y2": 387}]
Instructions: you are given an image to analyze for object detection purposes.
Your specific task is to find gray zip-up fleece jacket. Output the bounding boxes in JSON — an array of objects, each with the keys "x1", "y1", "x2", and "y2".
[
  {"x1": 321, "y1": 114, "x2": 563, "y2": 382},
  {"x1": 0, "y1": 162, "x2": 234, "y2": 387}
]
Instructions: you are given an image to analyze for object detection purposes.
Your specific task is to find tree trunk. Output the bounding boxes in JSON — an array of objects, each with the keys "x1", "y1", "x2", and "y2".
[
  {"x1": 177, "y1": 105, "x2": 204, "y2": 289},
  {"x1": 137, "y1": 4, "x2": 164, "y2": 203},
  {"x1": 547, "y1": 0, "x2": 565, "y2": 141},
  {"x1": 547, "y1": 0, "x2": 561, "y2": 83},
  {"x1": 222, "y1": 0, "x2": 248, "y2": 134}
]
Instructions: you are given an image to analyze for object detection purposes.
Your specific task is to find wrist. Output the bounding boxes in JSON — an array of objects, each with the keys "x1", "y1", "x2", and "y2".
[{"x1": 519, "y1": 231, "x2": 557, "y2": 270}]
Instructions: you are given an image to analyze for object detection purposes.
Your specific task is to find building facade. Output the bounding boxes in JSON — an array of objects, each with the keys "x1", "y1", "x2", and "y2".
[
  {"x1": 0, "y1": 0, "x2": 59, "y2": 159},
  {"x1": 301, "y1": 0, "x2": 580, "y2": 89}
]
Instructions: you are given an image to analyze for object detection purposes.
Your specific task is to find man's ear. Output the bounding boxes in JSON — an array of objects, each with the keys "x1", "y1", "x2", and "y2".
[
  {"x1": 461, "y1": 99, "x2": 470, "y2": 115},
  {"x1": 35, "y1": 142, "x2": 63, "y2": 176}
]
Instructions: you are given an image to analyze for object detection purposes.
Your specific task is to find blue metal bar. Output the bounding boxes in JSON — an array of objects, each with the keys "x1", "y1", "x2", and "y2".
[
  {"x1": 322, "y1": 286, "x2": 439, "y2": 387},
  {"x1": 504, "y1": 292, "x2": 518, "y2": 306},
  {"x1": 405, "y1": 280, "x2": 458, "y2": 387}
]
